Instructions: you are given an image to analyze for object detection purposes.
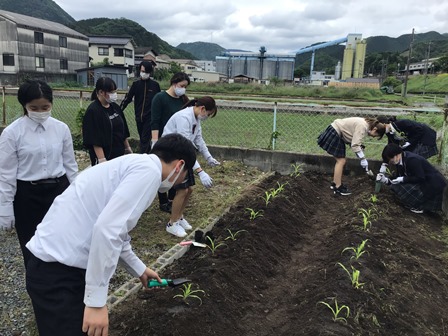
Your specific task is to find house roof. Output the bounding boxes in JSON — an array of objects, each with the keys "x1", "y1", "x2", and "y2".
[
  {"x1": 88, "y1": 35, "x2": 134, "y2": 47},
  {"x1": 0, "y1": 9, "x2": 88, "y2": 40}
]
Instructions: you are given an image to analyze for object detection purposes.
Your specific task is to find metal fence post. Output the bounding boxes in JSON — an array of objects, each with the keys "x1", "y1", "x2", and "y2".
[
  {"x1": 79, "y1": 90, "x2": 83, "y2": 109},
  {"x1": 272, "y1": 102, "x2": 277, "y2": 150},
  {"x1": 2, "y1": 86, "x2": 6, "y2": 126}
]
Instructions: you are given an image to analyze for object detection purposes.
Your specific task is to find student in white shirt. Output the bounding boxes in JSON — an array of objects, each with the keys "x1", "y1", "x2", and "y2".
[
  {"x1": 162, "y1": 96, "x2": 220, "y2": 237},
  {"x1": 0, "y1": 80, "x2": 78, "y2": 266},
  {"x1": 25, "y1": 133, "x2": 196, "y2": 336}
]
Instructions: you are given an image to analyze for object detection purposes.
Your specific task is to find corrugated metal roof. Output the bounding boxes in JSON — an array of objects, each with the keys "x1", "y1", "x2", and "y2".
[
  {"x1": 0, "y1": 9, "x2": 88, "y2": 40},
  {"x1": 88, "y1": 36, "x2": 132, "y2": 46}
]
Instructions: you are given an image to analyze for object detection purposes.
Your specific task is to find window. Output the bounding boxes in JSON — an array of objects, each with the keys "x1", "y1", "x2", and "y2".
[
  {"x1": 59, "y1": 36, "x2": 67, "y2": 48},
  {"x1": 114, "y1": 48, "x2": 124, "y2": 57},
  {"x1": 125, "y1": 49, "x2": 133, "y2": 58},
  {"x1": 98, "y1": 47, "x2": 109, "y2": 56},
  {"x1": 3, "y1": 53, "x2": 14, "y2": 66},
  {"x1": 60, "y1": 58, "x2": 68, "y2": 70},
  {"x1": 36, "y1": 56, "x2": 45, "y2": 68},
  {"x1": 34, "y1": 31, "x2": 44, "y2": 44}
]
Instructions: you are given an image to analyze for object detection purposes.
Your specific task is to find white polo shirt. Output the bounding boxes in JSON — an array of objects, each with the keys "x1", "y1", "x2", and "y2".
[{"x1": 27, "y1": 154, "x2": 162, "y2": 307}]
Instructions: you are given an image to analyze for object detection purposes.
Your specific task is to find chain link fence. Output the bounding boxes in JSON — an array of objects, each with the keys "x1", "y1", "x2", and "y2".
[{"x1": 2, "y1": 87, "x2": 447, "y2": 170}]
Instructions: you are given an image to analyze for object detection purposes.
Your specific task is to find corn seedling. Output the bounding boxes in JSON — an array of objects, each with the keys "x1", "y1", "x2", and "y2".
[
  {"x1": 173, "y1": 283, "x2": 205, "y2": 305},
  {"x1": 225, "y1": 229, "x2": 247, "y2": 241},
  {"x1": 246, "y1": 208, "x2": 264, "y2": 220},
  {"x1": 318, "y1": 298, "x2": 350, "y2": 323},
  {"x1": 206, "y1": 236, "x2": 227, "y2": 255},
  {"x1": 341, "y1": 239, "x2": 369, "y2": 260},
  {"x1": 262, "y1": 191, "x2": 273, "y2": 206},
  {"x1": 290, "y1": 163, "x2": 303, "y2": 177},
  {"x1": 338, "y1": 262, "x2": 365, "y2": 289},
  {"x1": 369, "y1": 194, "x2": 378, "y2": 203},
  {"x1": 358, "y1": 208, "x2": 378, "y2": 231}
]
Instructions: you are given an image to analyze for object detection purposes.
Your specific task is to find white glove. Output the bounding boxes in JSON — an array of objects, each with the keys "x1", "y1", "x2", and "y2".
[
  {"x1": 390, "y1": 176, "x2": 404, "y2": 184},
  {"x1": 360, "y1": 158, "x2": 368, "y2": 170},
  {"x1": 151, "y1": 139, "x2": 157, "y2": 149},
  {"x1": 401, "y1": 142, "x2": 411, "y2": 149},
  {"x1": 124, "y1": 147, "x2": 133, "y2": 154},
  {"x1": 356, "y1": 150, "x2": 365, "y2": 159},
  {"x1": 379, "y1": 163, "x2": 388, "y2": 174},
  {"x1": 206, "y1": 156, "x2": 220, "y2": 167},
  {"x1": 0, "y1": 216, "x2": 15, "y2": 231},
  {"x1": 376, "y1": 173, "x2": 389, "y2": 184},
  {"x1": 98, "y1": 158, "x2": 107, "y2": 164},
  {"x1": 198, "y1": 170, "x2": 213, "y2": 188}
]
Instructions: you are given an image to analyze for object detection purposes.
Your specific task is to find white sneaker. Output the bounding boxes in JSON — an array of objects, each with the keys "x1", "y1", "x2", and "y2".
[
  {"x1": 166, "y1": 221, "x2": 187, "y2": 237},
  {"x1": 179, "y1": 217, "x2": 192, "y2": 230}
]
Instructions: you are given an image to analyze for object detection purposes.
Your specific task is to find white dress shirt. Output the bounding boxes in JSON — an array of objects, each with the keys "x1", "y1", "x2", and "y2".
[
  {"x1": 162, "y1": 106, "x2": 211, "y2": 170},
  {"x1": 0, "y1": 116, "x2": 78, "y2": 216},
  {"x1": 27, "y1": 154, "x2": 162, "y2": 307}
]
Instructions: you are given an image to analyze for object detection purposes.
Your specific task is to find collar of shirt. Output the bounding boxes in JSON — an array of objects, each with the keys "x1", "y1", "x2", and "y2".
[{"x1": 24, "y1": 114, "x2": 51, "y2": 131}]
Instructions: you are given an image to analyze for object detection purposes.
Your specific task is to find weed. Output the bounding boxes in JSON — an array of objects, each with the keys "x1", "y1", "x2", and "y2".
[
  {"x1": 290, "y1": 163, "x2": 303, "y2": 177},
  {"x1": 341, "y1": 239, "x2": 369, "y2": 261},
  {"x1": 206, "y1": 236, "x2": 227, "y2": 255},
  {"x1": 225, "y1": 229, "x2": 247, "y2": 241},
  {"x1": 318, "y1": 297, "x2": 350, "y2": 323},
  {"x1": 173, "y1": 283, "x2": 205, "y2": 305},
  {"x1": 246, "y1": 208, "x2": 264, "y2": 220},
  {"x1": 338, "y1": 262, "x2": 365, "y2": 289}
]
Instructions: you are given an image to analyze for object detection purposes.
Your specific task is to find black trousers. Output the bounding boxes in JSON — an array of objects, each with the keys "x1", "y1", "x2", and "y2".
[
  {"x1": 136, "y1": 114, "x2": 152, "y2": 154},
  {"x1": 14, "y1": 175, "x2": 69, "y2": 266},
  {"x1": 26, "y1": 254, "x2": 87, "y2": 336}
]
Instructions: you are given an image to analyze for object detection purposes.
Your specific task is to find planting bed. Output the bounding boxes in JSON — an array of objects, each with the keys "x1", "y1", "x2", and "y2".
[{"x1": 110, "y1": 171, "x2": 448, "y2": 336}]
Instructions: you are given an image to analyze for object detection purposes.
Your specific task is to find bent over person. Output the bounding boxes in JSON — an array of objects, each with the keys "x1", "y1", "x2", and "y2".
[{"x1": 25, "y1": 134, "x2": 196, "y2": 336}]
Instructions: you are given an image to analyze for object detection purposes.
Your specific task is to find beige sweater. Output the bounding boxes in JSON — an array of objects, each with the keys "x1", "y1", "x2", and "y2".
[{"x1": 331, "y1": 117, "x2": 368, "y2": 153}]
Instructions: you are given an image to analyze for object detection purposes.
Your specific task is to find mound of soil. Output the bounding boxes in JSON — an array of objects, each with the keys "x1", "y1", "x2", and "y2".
[{"x1": 110, "y1": 172, "x2": 448, "y2": 336}]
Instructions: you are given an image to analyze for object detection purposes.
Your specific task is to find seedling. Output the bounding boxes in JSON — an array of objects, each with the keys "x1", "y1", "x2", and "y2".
[
  {"x1": 341, "y1": 239, "x2": 369, "y2": 260},
  {"x1": 358, "y1": 208, "x2": 377, "y2": 231},
  {"x1": 261, "y1": 191, "x2": 273, "y2": 206},
  {"x1": 206, "y1": 236, "x2": 227, "y2": 255},
  {"x1": 246, "y1": 208, "x2": 264, "y2": 220},
  {"x1": 338, "y1": 262, "x2": 365, "y2": 289},
  {"x1": 318, "y1": 297, "x2": 350, "y2": 323},
  {"x1": 369, "y1": 194, "x2": 378, "y2": 203},
  {"x1": 225, "y1": 229, "x2": 247, "y2": 241},
  {"x1": 290, "y1": 163, "x2": 303, "y2": 177},
  {"x1": 173, "y1": 283, "x2": 205, "y2": 305}
]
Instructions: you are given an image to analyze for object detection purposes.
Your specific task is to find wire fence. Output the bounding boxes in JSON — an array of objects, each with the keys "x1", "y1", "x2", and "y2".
[{"x1": 2, "y1": 87, "x2": 447, "y2": 170}]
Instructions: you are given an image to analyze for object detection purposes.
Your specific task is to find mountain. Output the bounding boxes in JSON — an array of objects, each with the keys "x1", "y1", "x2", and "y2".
[
  {"x1": 177, "y1": 42, "x2": 226, "y2": 60},
  {"x1": 0, "y1": 0, "x2": 76, "y2": 26}
]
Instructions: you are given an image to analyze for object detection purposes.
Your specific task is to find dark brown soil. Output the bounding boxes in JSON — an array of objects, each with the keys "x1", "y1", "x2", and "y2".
[{"x1": 109, "y1": 172, "x2": 448, "y2": 336}]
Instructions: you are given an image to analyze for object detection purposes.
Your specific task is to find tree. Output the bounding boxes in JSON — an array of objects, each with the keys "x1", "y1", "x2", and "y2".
[{"x1": 433, "y1": 56, "x2": 448, "y2": 73}]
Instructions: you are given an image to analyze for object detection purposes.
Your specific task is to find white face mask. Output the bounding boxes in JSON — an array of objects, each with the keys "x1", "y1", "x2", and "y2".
[
  {"x1": 27, "y1": 110, "x2": 51, "y2": 123},
  {"x1": 158, "y1": 163, "x2": 185, "y2": 193},
  {"x1": 174, "y1": 87, "x2": 186, "y2": 97},
  {"x1": 106, "y1": 92, "x2": 118, "y2": 103},
  {"x1": 198, "y1": 114, "x2": 208, "y2": 121},
  {"x1": 141, "y1": 72, "x2": 150, "y2": 80}
]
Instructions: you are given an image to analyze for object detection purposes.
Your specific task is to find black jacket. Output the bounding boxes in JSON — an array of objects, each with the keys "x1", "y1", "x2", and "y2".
[
  {"x1": 387, "y1": 119, "x2": 437, "y2": 151},
  {"x1": 396, "y1": 151, "x2": 446, "y2": 199},
  {"x1": 120, "y1": 78, "x2": 161, "y2": 122}
]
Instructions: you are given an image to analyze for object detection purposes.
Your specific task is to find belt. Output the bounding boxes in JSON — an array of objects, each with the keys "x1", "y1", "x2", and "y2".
[{"x1": 22, "y1": 175, "x2": 66, "y2": 185}]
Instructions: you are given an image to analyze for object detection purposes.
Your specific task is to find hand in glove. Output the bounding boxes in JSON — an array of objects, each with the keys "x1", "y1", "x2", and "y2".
[
  {"x1": 401, "y1": 142, "x2": 411, "y2": 149},
  {"x1": 151, "y1": 139, "x2": 157, "y2": 149},
  {"x1": 390, "y1": 176, "x2": 404, "y2": 184},
  {"x1": 206, "y1": 156, "x2": 221, "y2": 167},
  {"x1": 124, "y1": 147, "x2": 133, "y2": 154},
  {"x1": 198, "y1": 170, "x2": 213, "y2": 188},
  {"x1": 379, "y1": 163, "x2": 388, "y2": 174},
  {"x1": 0, "y1": 216, "x2": 15, "y2": 232},
  {"x1": 376, "y1": 173, "x2": 389, "y2": 184},
  {"x1": 360, "y1": 158, "x2": 369, "y2": 171}
]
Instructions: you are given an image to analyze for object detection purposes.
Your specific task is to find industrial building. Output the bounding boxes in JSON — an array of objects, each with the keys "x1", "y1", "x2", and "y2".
[
  {"x1": 216, "y1": 47, "x2": 296, "y2": 82},
  {"x1": 0, "y1": 9, "x2": 89, "y2": 85}
]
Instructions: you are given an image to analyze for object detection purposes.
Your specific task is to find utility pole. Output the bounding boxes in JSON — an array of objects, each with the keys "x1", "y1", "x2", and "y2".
[
  {"x1": 402, "y1": 28, "x2": 415, "y2": 98},
  {"x1": 423, "y1": 41, "x2": 431, "y2": 95}
]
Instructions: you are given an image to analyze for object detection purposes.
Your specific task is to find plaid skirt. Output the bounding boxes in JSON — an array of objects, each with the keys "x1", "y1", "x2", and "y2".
[
  {"x1": 391, "y1": 183, "x2": 443, "y2": 212},
  {"x1": 410, "y1": 143, "x2": 438, "y2": 159},
  {"x1": 317, "y1": 125, "x2": 346, "y2": 158}
]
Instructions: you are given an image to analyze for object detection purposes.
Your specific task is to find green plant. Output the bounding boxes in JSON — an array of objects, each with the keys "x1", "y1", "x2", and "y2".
[
  {"x1": 338, "y1": 263, "x2": 365, "y2": 289},
  {"x1": 173, "y1": 283, "x2": 205, "y2": 305},
  {"x1": 369, "y1": 194, "x2": 378, "y2": 203},
  {"x1": 267, "y1": 131, "x2": 281, "y2": 150},
  {"x1": 206, "y1": 236, "x2": 227, "y2": 255},
  {"x1": 290, "y1": 163, "x2": 303, "y2": 177},
  {"x1": 358, "y1": 208, "x2": 378, "y2": 231},
  {"x1": 318, "y1": 297, "x2": 350, "y2": 323},
  {"x1": 341, "y1": 239, "x2": 369, "y2": 260},
  {"x1": 225, "y1": 229, "x2": 247, "y2": 241},
  {"x1": 261, "y1": 191, "x2": 273, "y2": 206},
  {"x1": 246, "y1": 208, "x2": 264, "y2": 220}
]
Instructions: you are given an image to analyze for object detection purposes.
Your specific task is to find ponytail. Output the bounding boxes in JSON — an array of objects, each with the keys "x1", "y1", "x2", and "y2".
[{"x1": 182, "y1": 96, "x2": 217, "y2": 118}]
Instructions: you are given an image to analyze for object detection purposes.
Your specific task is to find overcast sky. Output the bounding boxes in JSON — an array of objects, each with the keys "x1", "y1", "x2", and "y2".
[{"x1": 55, "y1": 0, "x2": 447, "y2": 54}]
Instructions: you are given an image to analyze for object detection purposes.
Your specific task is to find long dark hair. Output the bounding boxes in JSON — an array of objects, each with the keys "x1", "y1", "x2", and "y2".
[
  {"x1": 182, "y1": 96, "x2": 217, "y2": 118},
  {"x1": 170, "y1": 72, "x2": 190, "y2": 104},
  {"x1": 91, "y1": 77, "x2": 117, "y2": 101},
  {"x1": 377, "y1": 116, "x2": 397, "y2": 124},
  {"x1": 17, "y1": 80, "x2": 53, "y2": 115}
]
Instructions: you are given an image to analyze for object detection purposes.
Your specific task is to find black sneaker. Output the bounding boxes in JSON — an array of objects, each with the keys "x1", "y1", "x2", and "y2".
[
  {"x1": 159, "y1": 202, "x2": 172, "y2": 213},
  {"x1": 410, "y1": 208, "x2": 424, "y2": 214},
  {"x1": 334, "y1": 184, "x2": 352, "y2": 196},
  {"x1": 330, "y1": 182, "x2": 336, "y2": 190}
]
